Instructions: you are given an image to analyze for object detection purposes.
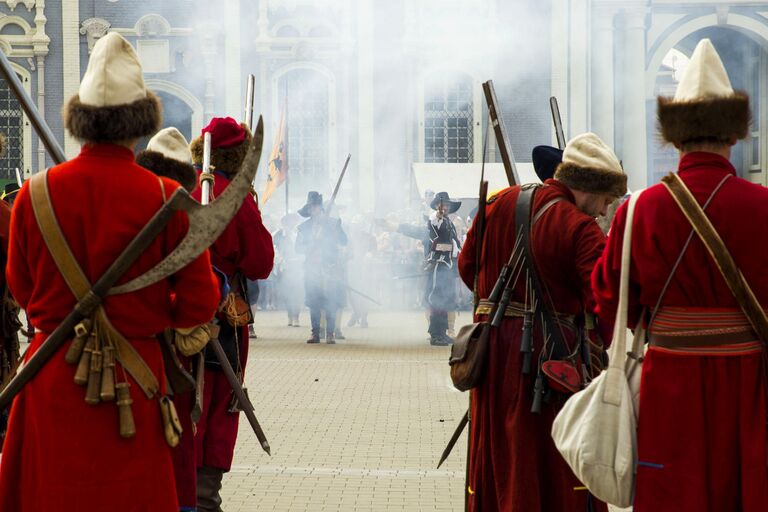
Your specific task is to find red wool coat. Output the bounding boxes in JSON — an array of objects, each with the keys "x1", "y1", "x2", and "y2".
[
  {"x1": 592, "y1": 152, "x2": 768, "y2": 511},
  {"x1": 0, "y1": 144, "x2": 220, "y2": 512},
  {"x1": 191, "y1": 170, "x2": 274, "y2": 472},
  {"x1": 458, "y1": 179, "x2": 607, "y2": 512}
]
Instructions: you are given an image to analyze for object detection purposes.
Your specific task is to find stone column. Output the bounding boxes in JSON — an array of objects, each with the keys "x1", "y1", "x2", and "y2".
[
  {"x1": 199, "y1": 23, "x2": 219, "y2": 124},
  {"x1": 356, "y1": 0, "x2": 375, "y2": 205},
  {"x1": 620, "y1": 6, "x2": 648, "y2": 190},
  {"x1": 591, "y1": 5, "x2": 616, "y2": 148},
  {"x1": 225, "y1": 0, "x2": 242, "y2": 119},
  {"x1": 61, "y1": 0, "x2": 81, "y2": 159},
  {"x1": 35, "y1": 55, "x2": 45, "y2": 172}
]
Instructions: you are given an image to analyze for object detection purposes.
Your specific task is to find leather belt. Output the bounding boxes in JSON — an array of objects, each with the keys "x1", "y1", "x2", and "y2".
[
  {"x1": 474, "y1": 299, "x2": 576, "y2": 325},
  {"x1": 649, "y1": 329, "x2": 758, "y2": 349}
]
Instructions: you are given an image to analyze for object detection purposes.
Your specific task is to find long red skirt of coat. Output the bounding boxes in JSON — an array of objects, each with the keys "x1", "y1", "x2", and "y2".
[
  {"x1": 468, "y1": 318, "x2": 605, "y2": 512},
  {"x1": 0, "y1": 334, "x2": 178, "y2": 512},
  {"x1": 634, "y1": 347, "x2": 768, "y2": 511}
]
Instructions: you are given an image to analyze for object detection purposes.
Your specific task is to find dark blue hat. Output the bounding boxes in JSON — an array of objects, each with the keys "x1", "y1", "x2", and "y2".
[
  {"x1": 298, "y1": 191, "x2": 323, "y2": 217},
  {"x1": 531, "y1": 145, "x2": 563, "y2": 182}
]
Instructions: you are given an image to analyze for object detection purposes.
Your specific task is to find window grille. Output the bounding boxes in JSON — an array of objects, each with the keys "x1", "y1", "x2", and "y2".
[
  {"x1": 0, "y1": 74, "x2": 24, "y2": 181},
  {"x1": 279, "y1": 69, "x2": 329, "y2": 188},
  {"x1": 425, "y1": 74, "x2": 473, "y2": 163}
]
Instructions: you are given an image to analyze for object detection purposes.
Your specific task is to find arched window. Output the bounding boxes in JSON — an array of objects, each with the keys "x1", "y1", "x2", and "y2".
[
  {"x1": 278, "y1": 68, "x2": 330, "y2": 192},
  {"x1": 424, "y1": 73, "x2": 473, "y2": 163},
  {"x1": 0, "y1": 73, "x2": 25, "y2": 181}
]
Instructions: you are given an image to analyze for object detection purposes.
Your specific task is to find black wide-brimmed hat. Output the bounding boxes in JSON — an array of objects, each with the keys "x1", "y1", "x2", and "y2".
[
  {"x1": 531, "y1": 145, "x2": 563, "y2": 182},
  {"x1": 430, "y1": 191, "x2": 461, "y2": 214},
  {"x1": 298, "y1": 191, "x2": 324, "y2": 217},
  {"x1": 1, "y1": 182, "x2": 19, "y2": 201}
]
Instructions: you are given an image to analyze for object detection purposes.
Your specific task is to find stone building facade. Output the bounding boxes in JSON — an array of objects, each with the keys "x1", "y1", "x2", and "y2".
[{"x1": 0, "y1": 0, "x2": 766, "y2": 212}]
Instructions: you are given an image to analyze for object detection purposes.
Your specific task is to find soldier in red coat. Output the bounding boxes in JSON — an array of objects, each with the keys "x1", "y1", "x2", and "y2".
[
  {"x1": 458, "y1": 133, "x2": 626, "y2": 511},
  {"x1": 0, "y1": 33, "x2": 221, "y2": 511},
  {"x1": 189, "y1": 116, "x2": 275, "y2": 511},
  {"x1": 593, "y1": 39, "x2": 768, "y2": 511}
]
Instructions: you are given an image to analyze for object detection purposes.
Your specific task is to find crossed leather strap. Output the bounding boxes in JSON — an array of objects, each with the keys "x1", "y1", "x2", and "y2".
[{"x1": 28, "y1": 171, "x2": 159, "y2": 399}]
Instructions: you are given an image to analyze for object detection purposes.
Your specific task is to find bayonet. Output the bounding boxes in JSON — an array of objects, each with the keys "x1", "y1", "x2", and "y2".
[{"x1": 244, "y1": 74, "x2": 255, "y2": 132}]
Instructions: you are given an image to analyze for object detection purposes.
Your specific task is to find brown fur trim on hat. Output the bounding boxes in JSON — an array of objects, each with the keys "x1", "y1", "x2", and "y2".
[
  {"x1": 135, "y1": 149, "x2": 197, "y2": 192},
  {"x1": 657, "y1": 92, "x2": 750, "y2": 145},
  {"x1": 554, "y1": 162, "x2": 627, "y2": 198},
  {"x1": 63, "y1": 91, "x2": 162, "y2": 143},
  {"x1": 190, "y1": 123, "x2": 253, "y2": 177}
]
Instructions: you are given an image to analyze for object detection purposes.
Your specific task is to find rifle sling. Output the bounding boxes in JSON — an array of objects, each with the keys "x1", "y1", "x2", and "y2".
[
  {"x1": 661, "y1": 173, "x2": 768, "y2": 343},
  {"x1": 515, "y1": 186, "x2": 570, "y2": 359},
  {"x1": 29, "y1": 171, "x2": 159, "y2": 399}
]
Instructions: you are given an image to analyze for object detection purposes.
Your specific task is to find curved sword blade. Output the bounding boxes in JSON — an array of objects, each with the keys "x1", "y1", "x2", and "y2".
[{"x1": 109, "y1": 116, "x2": 265, "y2": 295}]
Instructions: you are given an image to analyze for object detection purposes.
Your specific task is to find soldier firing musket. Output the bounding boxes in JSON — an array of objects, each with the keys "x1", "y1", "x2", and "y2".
[{"x1": 296, "y1": 154, "x2": 351, "y2": 344}]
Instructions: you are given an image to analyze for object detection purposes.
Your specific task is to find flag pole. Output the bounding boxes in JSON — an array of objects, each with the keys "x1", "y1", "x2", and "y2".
[{"x1": 284, "y1": 81, "x2": 289, "y2": 215}]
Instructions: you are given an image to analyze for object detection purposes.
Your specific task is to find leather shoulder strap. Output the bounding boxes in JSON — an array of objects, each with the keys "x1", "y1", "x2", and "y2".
[
  {"x1": 661, "y1": 172, "x2": 768, "y2": 342},
  {"x1": 29, "y1": 171, "x2": 90, "y2": 300},
  {"x1": 29, "y1": 171, "x2": 159, "y2": 398}
]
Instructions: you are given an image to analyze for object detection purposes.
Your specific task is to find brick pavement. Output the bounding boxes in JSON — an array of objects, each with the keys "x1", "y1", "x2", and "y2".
[
  {"x1": 222, "y1": 310, "x2": 469, "y2": 512},
  {"x1": 220, "y1": 310, "x2": 631, "y2": 512}
]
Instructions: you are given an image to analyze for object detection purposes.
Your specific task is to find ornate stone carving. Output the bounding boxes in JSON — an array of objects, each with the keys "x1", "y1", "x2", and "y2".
[
  {"x1": 3, "y1": 0, "x2": 36, "y2": 11},
  {"x1": 80, "y1": 18, "x2": 111, "y2": 53},
  {"x1": 135, "y1": 14, "x2": 171, "y2": 37}
]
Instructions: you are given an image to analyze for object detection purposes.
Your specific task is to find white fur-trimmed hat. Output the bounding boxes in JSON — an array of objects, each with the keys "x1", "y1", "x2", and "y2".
[
  {"x1": 657, "y1": 38, "x2": 750, "y2": 145},
  {"x1": 64, "y1": 32, "x2": 161, "y2": 142},
  {"x1": 136, "y1": 127, "x2": 196, "y2": 191},
  {"x1": 554, "y1": 133, "x2": 627, "y2": 197},
  {"x1": 147, "y1": 127, "x2": 191, "y2": 164}
]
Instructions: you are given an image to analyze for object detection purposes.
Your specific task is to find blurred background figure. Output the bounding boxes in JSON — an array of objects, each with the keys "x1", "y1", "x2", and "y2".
[{"x1": 273, "y1": 212, "x2": 303, "y2": 327}]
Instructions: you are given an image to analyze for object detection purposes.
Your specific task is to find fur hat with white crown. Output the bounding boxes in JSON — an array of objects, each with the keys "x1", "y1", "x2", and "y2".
[
  {"x1": 136, "y1": 127, "x2": 196, "y2": 192},
  {"x1": 63, "y1": 32, "x2": 162, "y2": 143},
  {"x1": 554, "y1": 132, "x2": 627, "y2": 198},
  {"x1": 657, "y1": 38, "x2": 750, "y2": 146}
]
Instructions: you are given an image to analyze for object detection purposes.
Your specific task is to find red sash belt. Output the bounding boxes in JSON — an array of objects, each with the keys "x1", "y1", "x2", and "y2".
[{"x1": 649, "y1": 307, "x2": 763, "y2": 356}]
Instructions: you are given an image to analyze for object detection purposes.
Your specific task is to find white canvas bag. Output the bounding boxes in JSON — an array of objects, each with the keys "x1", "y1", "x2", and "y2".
[{"x1": 551, "y1": 190, "x2": 645, "y2": 508}]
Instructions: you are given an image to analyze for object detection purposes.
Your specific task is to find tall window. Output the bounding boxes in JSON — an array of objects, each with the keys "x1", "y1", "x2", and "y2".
[
  {"x1": 278, "y1": 68, "x2": 330, "y2": 193},
  {"x1": 424, "y1": 73, "x2": 473, "y2": 163},
  {"x1": 0, "y1": 74, "x2": 24, "y2": 180}
]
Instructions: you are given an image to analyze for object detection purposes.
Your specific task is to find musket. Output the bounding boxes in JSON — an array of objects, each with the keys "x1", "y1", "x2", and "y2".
[
  {"x1": 392, "y1": 273, "x2": 425, "y2": 281},
  {"x1": 549, "y1": 96, "x2": 566, "y2": 150},
  {"x1": 0, "y1": 49, "x2": 66, "y2": 164},
  {"x1": 327, "y1": 153, "x2": 351, "y2": 217},
  {"x1": 482, "y1": 80, "x2": 519, "y2": 186},
  {"x1": 198, "y1": 131, "x2": 271, "y2": 456},
  {"x1": 244, "y1": 74, "x2": 255, "y2": 132}
]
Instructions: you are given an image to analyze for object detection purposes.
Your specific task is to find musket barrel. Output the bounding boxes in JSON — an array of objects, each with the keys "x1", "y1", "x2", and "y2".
[
  {"x1": 244, "y1": 74, "x2": 255, "y2": 132},
  {"x1": 201, "y1": 132, "x2": 213, "y2": 206},
  {"x1": 0, "y1": 49, "x2": 66, "y2": 165}
]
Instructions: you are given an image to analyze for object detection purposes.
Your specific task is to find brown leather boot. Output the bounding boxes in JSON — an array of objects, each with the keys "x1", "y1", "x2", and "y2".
[{"x1": 197, "y1": 466, "x2": 224, "y2": 512}]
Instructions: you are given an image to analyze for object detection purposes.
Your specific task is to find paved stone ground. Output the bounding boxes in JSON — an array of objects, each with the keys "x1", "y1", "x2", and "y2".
[{"x1": 221, "y1": 310, "x2": 469, "y2": 511}]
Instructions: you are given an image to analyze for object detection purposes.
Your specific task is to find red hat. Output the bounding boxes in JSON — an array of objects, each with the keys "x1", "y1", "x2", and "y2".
[{"x1": 202, "y1": 116, "x2": 247, "y2": 149}]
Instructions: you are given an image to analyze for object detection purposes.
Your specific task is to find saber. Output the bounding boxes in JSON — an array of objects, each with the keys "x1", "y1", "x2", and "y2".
[
  {"x1": 549, "y1": 96, "x2": 566, "y2": 150},
  {"x1": 437, "y1": 409, "x2": 469, "y2": 468},
  {"x1": 346, "y1": 285, "x2": 381, "y2": 306},
  {"x1": 482, "y1": 80, "x2": 519, "y2": 186},
  {"x1": 244, "y1": 74, "x2": 255, "y2": 132},
  {"x1": 0, "y1": 49, "x2": 66, "y2": 165}
]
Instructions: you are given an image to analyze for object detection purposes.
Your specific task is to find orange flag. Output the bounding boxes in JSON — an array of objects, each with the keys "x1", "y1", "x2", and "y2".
[{"x1": 262, "y1": 104, "x2": 288, "y2": 204}]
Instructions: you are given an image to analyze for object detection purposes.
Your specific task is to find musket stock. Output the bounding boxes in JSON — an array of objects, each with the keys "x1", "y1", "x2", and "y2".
[
  {"x1": 549, "y1": 96, "x2": 566, "y2": 150},
  {"x1": 482, "y1": 80, "x2": 519, "y2": 186}
]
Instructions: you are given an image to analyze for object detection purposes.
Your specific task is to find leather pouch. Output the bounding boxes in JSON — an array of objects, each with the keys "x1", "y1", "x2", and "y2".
[
  {"x1": 448, "y1": 322, "x2": 489, "y2": 391},
  {"x1": 159, "y1": 395, "x2": 183, "y2": 448}
]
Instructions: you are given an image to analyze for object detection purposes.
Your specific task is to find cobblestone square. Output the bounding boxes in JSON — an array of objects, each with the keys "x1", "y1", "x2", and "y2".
[{"x1": 223, "y1": 310, "x2": 469, "y2": 511}]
